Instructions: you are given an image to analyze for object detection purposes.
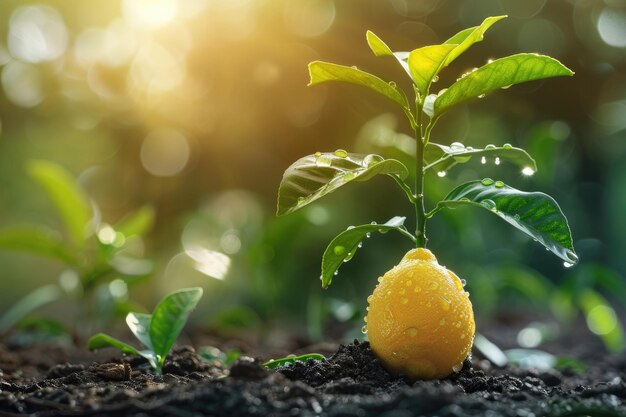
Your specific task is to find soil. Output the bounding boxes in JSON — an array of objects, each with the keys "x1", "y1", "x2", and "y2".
[{"x1": 1, "y1": 338, "x2": 625, "y2": 417}]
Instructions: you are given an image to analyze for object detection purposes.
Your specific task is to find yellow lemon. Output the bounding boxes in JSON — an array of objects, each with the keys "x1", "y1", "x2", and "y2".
[{"x1": 364, "y1": 248, "x2": 475, "y2": 379}]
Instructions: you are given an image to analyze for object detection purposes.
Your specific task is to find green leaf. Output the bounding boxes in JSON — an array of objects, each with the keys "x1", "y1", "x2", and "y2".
[
  {"x1": 27, "y1": 160, "x2": 92, "y2": 247},
  {"x1": 579, "y1": 290, "x2": 625, "y2": 353},
  {"x1": 408, "y1": 44, "x2": 456, "y2": 97},
  {"x1": 308, "y1": 61, "x2": 410, "y2": 111},
  {"x1": 442, "y1": 16, "x2": 507, "y2": 67},
  {"x1": 424, "y1": 142, "x2": 537, "y2": 174},
  {"x1": 263, "y1": 353, "x2": 326, "y2": 369},
  {"x1": 149, "y1": 287, "x2": 203, "y2": 368},
  {"x1": 0, "y1": 285, "x2": 63, "y2": 332},
  {"x1": 126, "y1": 312, "x2": 153, "y2": 351},
  {"x1": 434, "y1": 54, "x2": 574, "y2": 117},
  {"x1": 321, "y1": 216, "x2": 414, "y2": 288},
  {"x1": 366, "y1": 30, "x2": 393, "y2": 56},
  {"x1": 437, "y1": 180, "x2": 578, "y2": 265},
  {"x1": 87, "y1": 333, "x2": 141, "y2": 356},
  {"x1": 277, "y1": 152, "x2": 408, "y2": 216},
  {"x1": 87, "y1": 333, "x2": 159, "y2": 369},
  {"x1": 115, "y1": 206, "x2": 155, "y2": 238},
  {"x1": 0, "y1": 227, "x2": 77, "y2": 264}
]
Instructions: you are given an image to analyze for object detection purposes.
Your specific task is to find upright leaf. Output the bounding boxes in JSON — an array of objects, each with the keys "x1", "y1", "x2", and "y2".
[
  {"x1": 366, "y1": 31, "x2": 393, "y2": 56},
  {"x1": 434, "y1": 54, "x2": 574, "y2": 117},
  {"x1": 308, "y1": 61, "x2": 410, "y2": 111},
  {"x1": 437, "y1": 180, "x2": 578, "y2": 265},
  {"x1": 277, "y1": 152, "x2": 408, "y2": 216},
  {"x1": 424, "y1": 142, "x2": 537, "y2": 174},
  {"x1": 27, "y1": 160, "x2": 92, "y2": 247},
  {"x1": 126, "y1": 312, "x2": 153, "y2": 350},
  {"x1": 115, "y1": 206, "x2": 155, "y2": 238},
  {"x1": 149, "y1": 287, "x2": 203, "y2": 365},
  {"x1": 321, "y1": 217, "x2": 414, "y2": 288},
  {"x1": 408, "y1": 45, "x2": 456, "y2": 96},
  {"x1": 442, "y1": 16, "x2": 507, "y2": 67},
  {"x1": 0, "y1": 227, "x2": 77, "y2": 264}
]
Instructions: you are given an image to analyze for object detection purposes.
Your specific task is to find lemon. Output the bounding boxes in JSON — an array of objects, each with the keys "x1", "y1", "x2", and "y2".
[{"x1": 364, "y1": 248, "x2": 475, "y2": 379}]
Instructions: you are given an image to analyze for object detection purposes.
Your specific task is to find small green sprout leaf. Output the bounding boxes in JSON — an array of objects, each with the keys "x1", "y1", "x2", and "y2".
[
  {"x1": 88, "y1": 287, "x2": 203, "y2": 374},
  {"x1": 308, "y1": 61, "x2": 410, "y2": 112},
  {"x1": 149, "y1": 287, "x2": 203, "y2": 369},
  {"x1": 126, "y1": 312, "x2": 153, "y2": 350},
  {"x1": 424, "y1": 142, "x2": 537, "y2": 174},
  {"x1": 0, "y1": 227, "x2": 77, "y2": 264},
  {"x1": 87, "y1": 333, "x2": 142, "y2": 356},
  {"x1": 434, "y1": 53, "x2": 574, "y2": 118},
  {"x1": 321, "y1": 216, "x2": 414, "y2": 288},
  {"x1": 277, "y1": 152, "x2": 408, "y2": 216},
  {"x1": 27, "y1": 160, "x2": 92, "y2": 247},
  {"x1": 263, "y1": 353, "x2": 326, "y2": 369},
  {"x1": 436, "y1": 180, "x2": 578, "y2": 266}
]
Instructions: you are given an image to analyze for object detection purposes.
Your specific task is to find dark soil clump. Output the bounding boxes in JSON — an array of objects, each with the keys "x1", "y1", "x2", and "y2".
[{"x1": 1, "y1": 341, "x2": 625, "y2": 416}]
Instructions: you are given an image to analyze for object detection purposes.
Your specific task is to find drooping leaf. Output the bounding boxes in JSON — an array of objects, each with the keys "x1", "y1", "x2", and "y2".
[
  {"x1": 308, "y1": 61, "x2": 410, "y2": 111},
  {"x1": 408, "y1": 44, "x2": 456, "y2": 97},
  {"x1": 126, "y1": 312, "x2": 153, "y2": 351},
  {"x1": 434, "y1": 54, "x2": 574, "y2": 117},
  {"x1": 321, "y1": 216, "x2": 414, "y2": 288},
  {"x1": 87, "y1": 333, "x2": 141, "y2": 356},
  {"x1": 277, "y1": 152, "x2": 408, "y2": 216},
  {"x1": 0, "y1": 227, "x2": 77, "y2": 264},
  {"x1": 27, "y1": 160, "x2": 92, "y2": 247},
  {"x1": 263, "y1": 353, "x2": 326, "y2": 369},
  {"x1": 0, "y1": 285, "x2": 63, "y2": 332},
  {"x1": 437, "y1": 180, "x2": 578, "y2": 265},
  {"x1": 115, "y1": 206, "x2": 155, "y2": 238},
  {"x1": 149, "y1": 287, "x2": 203, "y2": 366},
  {"x1": 424, "y1": 142, "x2": 537, "y2": 174},
  {"x1": 442, "y1": 16, "x2": 507, "y2": 67},
  {"x1": 87, "y1": 333, "x2": 159, "y2": 369},
  {"x1": 366, "y1": 30, "x2": 393, "y2": 56}
]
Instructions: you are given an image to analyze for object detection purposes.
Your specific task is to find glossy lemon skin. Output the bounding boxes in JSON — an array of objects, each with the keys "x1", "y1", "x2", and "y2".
[{"x1": 365, "y1": 248, "x2": 475, "y2": 379}]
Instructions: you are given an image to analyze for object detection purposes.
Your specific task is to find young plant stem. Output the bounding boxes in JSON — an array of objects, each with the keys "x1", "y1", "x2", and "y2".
[{"x1": 414, "y1": 103, "x2": 427, "y2": 248}]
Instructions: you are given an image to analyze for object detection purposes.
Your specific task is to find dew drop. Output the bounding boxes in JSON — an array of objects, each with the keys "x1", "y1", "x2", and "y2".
[
  {"x1": 334, "y1": 246, "x2": 346, "y2": 256},
  {"x1": 334, "y1": 149, "x2": 348, "y2": 158},
  {"x1": 501, "y1": 84, "x2": 512, "y2": 89},
  {"x1": 439, "y1": 296, "x2": 451, "y2": 311},
  {"x1": 432, "y1": 75, "x2": 439, "y2": 83},
  {"x1": 367, "y1": 295, "x2": 373, "y2": 303},
  {"x1": 365, "y1": 232, "x2": 371, "y2": 238},
  {"x1": 406, "y1": 327, "x2": 418, "y2": 337},
  {"x1": 452, "y1": 362, "x2": 464, "y2": 372},
  {"x1": 480, "y1": 156, "x2": 487, "y2": 164},
  {"x1": 563, "y1": 262, "x2": 573, "y2": 268},
  {"x1": 437, "y1": 171, "x2": 447, "y2": 177},
  {"x1": 388, "y1": 81, "x2": 397, "y2": 88},
  {"x1": 408, "y1": 271, "x2": 414, "y2": 278},
  {"x1": 481, "y1": 178, "x2": 494, "y2": 186},
  {"x1": 370, "y1": 221, "x2": 378, "y2": 225},
  {"x1": 494, "y1": 180, "x2": 504, "y2": 188},
  {"x1": 487, "y1": 58, "x2": 494, "y2": 64},
  {"x1": 485, "y1": 144, "x2": 496, "y2": 149},
  {"x1": 478, "y1": 94, "x2": 486, "y2": 99},
  {"x1": 503, "y1": 143, "x2": 513, "y2": 149},
  {"x1": 363, "y1": 316, "x2": 368, "y2": 323},
  {"x1": 357, "y1": 242, "x2": 363, "y2": 248},
  {"x1": 494, "y1": 157, "x2": 501, "y2": 165},
  {"x1": 439, "y1": 318, "x2": 446, "y2": 325},
  {"x1": 455, "y1": 321, "x2": 461, "y2": 328},
  {"x1": 480, "y1": 199, "x2": 497, "y2": 210},
  {"x1": 399, "y1": 288, "x2": 406, "y2": 295},
  {"x1": 361, "y1": 325, "x2": 368, "y2": 334},
  {"x1": 347, "y1": 225, "x2": 355, "y2": 230},
  {"x1": 297, "y1": 196, "x2": 306, "y2": 204},
  {"x1": 314, "y1": 151, "x2": 322, "y2": 157},
  {"x1": 429, "y1": 281, "x2": 439, "y2": 290},
  {"x1": 461, "y1": 279, "x2": 467, "y2": 287},
  {"x1": 343, "y1": 172, "x2": 356, "y2": 181},
  {"x1": 450, "y1": 142, "x2": 465, "y2": 151},
  {"x1": 315, "y1": 155, "x2": 332, "y2": 167},
  {"x1": 377, "y1": 276, "x2": 383, "y2": 283},
  {"x1": 405, "y1": 280, "x2": 413, "y2": 287},
  {"x1": 513, "y1": 214, "x2": 520, "y2": 221},
  {"x1": 522, "y1": 167, "x2": 535, "y2": 176},
  {"x1": 334, "y1": 271, "x2": 339, "y2": 276}
]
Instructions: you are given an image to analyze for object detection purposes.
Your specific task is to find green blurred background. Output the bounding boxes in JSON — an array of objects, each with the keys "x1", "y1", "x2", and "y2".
[{"x1": 0, "y1": 0, "x2": 625, "y2": 350}]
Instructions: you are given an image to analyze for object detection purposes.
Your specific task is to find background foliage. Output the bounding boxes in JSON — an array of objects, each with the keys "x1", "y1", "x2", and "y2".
[{"x1": 0, "y1": 0, "x2": 625, "y2": 349}]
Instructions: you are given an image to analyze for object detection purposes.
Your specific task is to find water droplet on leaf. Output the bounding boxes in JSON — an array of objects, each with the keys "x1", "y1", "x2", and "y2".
[
  {"x1": 315, "y1": 155, "x2": 332, "y2": 167},
  {"x1": 481, "y1": 178, "x2": 494, "y2": 186},
  {"x1": 494, "y1": 157, "x2": 501, "y2": 165},
  {"x1": 481, "y1": 156, "x2": 487, "y2": 164},
  {"x1": 480, "y1": 199, "x2": 497, "y2": 210},
  {"x1": 437, "y1": 171, "x2": 447, "y2": 177},
  {"x1": 485, "y1": 144, "x2": 496, "y2": 149},
  {"x1": 333, "y1": 246, "x2": 346, "y2": 256},
  {"x1": 495, "y1": 180, "x2": 504, "y2": 188},
  {"x1": 334, "y1": 149, "x2": 348, "y2": 158},
  {"x1": 522, "y1": 167, "x2": 535, "y2": 176}
]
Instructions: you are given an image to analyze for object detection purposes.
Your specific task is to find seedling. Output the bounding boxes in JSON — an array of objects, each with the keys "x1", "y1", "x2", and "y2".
[
  {"x1": 0, "y1": 160, "x2": 155, "y2": 333},
  {"x1": 263, "y1": 353, "x2": 326, "y2": 369},
  {"x1": 277, "y1": 16, "x2": 578, "y2": 379},
  {"x1": 88, "y1": 287, "x2": 203, "y2": 374}
]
